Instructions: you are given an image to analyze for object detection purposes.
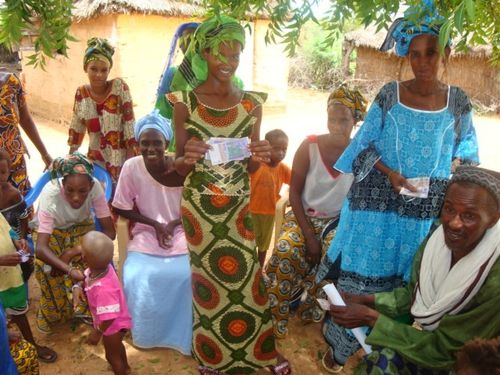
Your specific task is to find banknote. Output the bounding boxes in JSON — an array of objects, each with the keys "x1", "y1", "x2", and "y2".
[
  {"x1": 17, "y1": 249, "x2": 33, "y2": 263},
  {"x1": 206, "y1": 137, "x2": 251, "y2": 165},
  {"x1": 399, "y1": 177, "x2": 430, "y2": 198}
]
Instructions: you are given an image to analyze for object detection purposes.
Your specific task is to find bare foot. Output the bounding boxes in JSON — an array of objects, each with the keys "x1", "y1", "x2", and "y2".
[{"x1": 86, "y1": 329, "x2": 101, "y2": 345}]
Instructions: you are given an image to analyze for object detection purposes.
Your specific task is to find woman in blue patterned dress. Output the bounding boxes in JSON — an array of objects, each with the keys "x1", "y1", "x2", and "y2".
[{"x1": 319, "y1": 1, "x2": 480, "y2": 372}]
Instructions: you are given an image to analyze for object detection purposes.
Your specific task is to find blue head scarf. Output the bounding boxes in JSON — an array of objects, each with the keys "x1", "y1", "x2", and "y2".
[
  {"x1": 380, "y1": 0, "x2": 450, "y2": 57},
  {"x1": 134, "y1": 109, "x2": 173, "y2": 142},
  {"x1": 156, "y1": 22, "x2": 200, "y2": 102}
]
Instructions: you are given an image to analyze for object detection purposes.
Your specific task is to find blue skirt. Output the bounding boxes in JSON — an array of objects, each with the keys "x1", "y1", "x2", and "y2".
[{"x1": 123, "y1": 251, "x2": 192, "y2": 355}]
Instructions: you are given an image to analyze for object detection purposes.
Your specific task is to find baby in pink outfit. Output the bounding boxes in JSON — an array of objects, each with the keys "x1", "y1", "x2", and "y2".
[{"x1": 74, "y1": 231, "x2": 131, "y2": 375}]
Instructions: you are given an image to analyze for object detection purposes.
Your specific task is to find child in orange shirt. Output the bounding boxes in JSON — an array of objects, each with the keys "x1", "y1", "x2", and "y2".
[{"x1": 250, "y1": 129, "x2": 291, "y2": 267}]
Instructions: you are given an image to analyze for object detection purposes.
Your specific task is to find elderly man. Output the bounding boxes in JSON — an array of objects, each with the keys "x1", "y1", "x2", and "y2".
[{"x1": 328, "y1": 166, "x2": 500, "y2": 374}]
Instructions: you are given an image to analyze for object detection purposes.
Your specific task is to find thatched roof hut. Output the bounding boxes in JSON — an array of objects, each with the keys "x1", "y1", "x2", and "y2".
[
  {"x1": 342, "y1": 25, "x2": 498, "y2": 107},
  {"x1": 72, "y1": 0, "x2": 204, "y2": 19},
  {"x1": 20, "y1": 0, "x2": 289, "y2": 123}
]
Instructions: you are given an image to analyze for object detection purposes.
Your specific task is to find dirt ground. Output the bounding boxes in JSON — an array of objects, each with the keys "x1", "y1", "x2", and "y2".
[{"x1": 18, "y1": 88, "x2": 500, "y2": 375}]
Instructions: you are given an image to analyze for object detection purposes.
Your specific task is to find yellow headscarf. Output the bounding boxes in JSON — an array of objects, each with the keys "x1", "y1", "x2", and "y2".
[{"x1": 328, "y1": 85, "x2": 367, "y2": 121}]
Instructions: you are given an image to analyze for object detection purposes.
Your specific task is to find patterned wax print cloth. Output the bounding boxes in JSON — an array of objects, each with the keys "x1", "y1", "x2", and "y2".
[
  {"x1": 321, "y1": 81, "x2": 479, "y2": 365},
  {"x1": 0, "y1": 73, "x2": 30, "y2": 194},
  {"x1": 10, "y1": 338, "x2": 39, "y2": 375},
  {"x1": 33, "y1": 220, "x2": 94, "y2": 332},
  {"x1": 68, "y1": 78, "x2": 136, "y2": 182},
  {"x1": 168, "y1": 90, "x2": 278, "y2": 374},
  {"x1": 266, "y1": 212, "x2": 338, "y2": 338}
]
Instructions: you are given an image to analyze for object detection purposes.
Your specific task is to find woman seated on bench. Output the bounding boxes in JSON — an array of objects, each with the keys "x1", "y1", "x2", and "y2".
[{"x1": 112, "y1": 110, "x2": 192, "y2": 354}]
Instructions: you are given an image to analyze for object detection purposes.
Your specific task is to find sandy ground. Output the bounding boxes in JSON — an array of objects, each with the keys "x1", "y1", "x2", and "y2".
[{"x1": 17, "y1": 88, "x2": 500, "y2": 375}]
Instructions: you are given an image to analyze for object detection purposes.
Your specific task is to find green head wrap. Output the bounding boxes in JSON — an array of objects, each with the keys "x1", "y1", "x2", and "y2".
[
  {"x1": 84, "y1": 37, "x2": 115, "y2": 68},
  {"x1": 170, "y1": 15, "x2": 245, "y2": 91},
  {"x1": 50, "y1": 152, "x2": 94, "y2": 181}
]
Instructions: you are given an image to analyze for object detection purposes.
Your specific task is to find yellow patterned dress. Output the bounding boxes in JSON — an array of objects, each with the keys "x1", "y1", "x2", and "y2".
[
  {"x1": 0, "y1": 73, "x2": 31, "y2": 194},
  {"x1": 33, "y1": 220, "x2": 94, "y2": 333},
  {"x1": 10, "y1": 338, "x2": 39, "y2": 375},
  {"x1": 168, "y1": 91, "x2": 277, "y2": 374}
]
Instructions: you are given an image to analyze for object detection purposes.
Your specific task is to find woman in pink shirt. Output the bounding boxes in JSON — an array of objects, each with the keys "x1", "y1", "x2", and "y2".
[{"x1": 112, "y1": 110, "x2": 192, "y2": 354}]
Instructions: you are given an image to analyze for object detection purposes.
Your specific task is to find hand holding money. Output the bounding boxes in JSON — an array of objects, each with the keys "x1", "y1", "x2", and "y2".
[
  {"x1": 184, "y1": 137, "x2": 210, "y2": 165},
  {"x1": 206, "y1": 137, "x2": 252, "y2": 165},
  {"x1": 248, "y1": 139, "x2": 271, "y2": 163}
]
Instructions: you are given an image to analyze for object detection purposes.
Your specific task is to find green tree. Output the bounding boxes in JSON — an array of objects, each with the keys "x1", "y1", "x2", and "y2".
[
  {"x1": 205, "y1": 0, "x2": 498, "y2": 62},
  {"x1": 0, "y1": 0, "x2": 75, "y2": 68},
  {"x1": 1, "y1": 0, "x2": 498, "y2": 67}
]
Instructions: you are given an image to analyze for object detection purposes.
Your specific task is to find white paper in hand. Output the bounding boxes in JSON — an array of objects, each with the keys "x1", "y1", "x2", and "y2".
[
  {"x1": 399, "y1": 177, "x2": 430, "y2": 198},
  {"x1": 17, "y1": 250, "x2": 31, "y2": 263},
  {"x1": 322, "y1": 283, "x2": 372, "y2": 354}
]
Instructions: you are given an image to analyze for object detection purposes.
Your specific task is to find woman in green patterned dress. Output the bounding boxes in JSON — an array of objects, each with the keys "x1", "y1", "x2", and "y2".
[{"x1": 169, "y1": 15, "x2": 292, "y2": 375}]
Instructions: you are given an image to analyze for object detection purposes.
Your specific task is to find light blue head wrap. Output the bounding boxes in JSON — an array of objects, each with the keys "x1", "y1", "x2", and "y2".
[
  {"x1": 134, "y1": 109, "x2": 173, "y2": 142},
  {"x1": 380, "y1": 0, "x2": 450, "y2": 57}
]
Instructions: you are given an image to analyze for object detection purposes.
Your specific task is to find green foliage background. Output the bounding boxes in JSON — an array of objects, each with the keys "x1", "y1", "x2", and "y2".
[
  {"x1": 0, "y1": 0, "x2": 497, "y2": 68},
  {"x1": 288, "y1": 21, "x2": 361, "y2": 91},
  {"x1": 0, "y1": 0, "x2": 75, "y2": 68},
  {"x1": 288, "y1": 21, "x2": 345, "y2": 91}
]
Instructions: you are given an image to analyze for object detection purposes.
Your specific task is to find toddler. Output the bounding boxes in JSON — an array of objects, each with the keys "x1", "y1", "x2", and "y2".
[
  {"x1": 249, "y1": 129, "x2": 291, "y2": 267},
  {"x1": 74, "y1": 231, "x2": 131, "y2": 375}
]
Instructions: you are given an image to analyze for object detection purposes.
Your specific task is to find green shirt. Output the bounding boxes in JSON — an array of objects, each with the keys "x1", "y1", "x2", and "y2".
[{"x1": 367, "y1": 235, "x2": 500, "y2": 370}]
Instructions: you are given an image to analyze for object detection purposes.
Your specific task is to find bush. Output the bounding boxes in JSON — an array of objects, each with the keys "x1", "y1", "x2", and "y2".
[
  {"x1": 289, "y1": 52, "x2": 343, "y2": 91},
  {"x1": 288, "y1": 22, "x2": 349, "y2": 91}
]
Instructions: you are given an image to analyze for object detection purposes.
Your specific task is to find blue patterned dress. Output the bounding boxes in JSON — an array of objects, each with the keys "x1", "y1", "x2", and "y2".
[{"x1": 320, "y1": 81, "x2": 479, "y2": 364}]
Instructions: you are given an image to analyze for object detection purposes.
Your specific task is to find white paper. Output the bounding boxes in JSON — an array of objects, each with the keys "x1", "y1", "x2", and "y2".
[
  {"x1": 206, "y1": 137, "x2": 251, "y2": 165},
  {"x1": 322, "y1": 283, "x2": 372, "y2": 354},
  {"x1": 316, "y1": 298, "x2": 331, "y2": 311},
  {"x1": 17, "y1": 250, "x2": 31, "y2": 263},
  {"x1": 399, "y1": 177, "x2": 430, "y2": 198}
]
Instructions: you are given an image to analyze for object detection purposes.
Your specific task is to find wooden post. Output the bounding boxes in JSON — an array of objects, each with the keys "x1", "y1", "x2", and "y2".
[{"x1": 341, "y1": 39, "x2": 355, "y2": 79}]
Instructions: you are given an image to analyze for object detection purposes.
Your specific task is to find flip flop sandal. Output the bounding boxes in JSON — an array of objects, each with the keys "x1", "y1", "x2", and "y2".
[
  {"x1": 79, "y1": 316, "x2": 94, "y2": 326},
  {"x1": 198, "y1": 366, "x2": 220, "y2": 374},
  {"x1": 321, "y1": 347, "x2": 343, "y2": 374},
  {"x1": 36, "y1": 345, "x2": 58, "y2": 363},
  {"x1": 270, "y1": 360, "x2": 292, "y2": 375}
]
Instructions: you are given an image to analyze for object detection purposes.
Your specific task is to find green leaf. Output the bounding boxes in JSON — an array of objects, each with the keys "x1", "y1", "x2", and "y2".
[
  {"x1": 438, "y1": 19, "x2": 452, "y2": 54},
  {"x1": 465, "y1": 0, "x2": 475, "y2": 21},
  {"x1": 453, "y1": 2, "x2": 465, "y2": 34}
]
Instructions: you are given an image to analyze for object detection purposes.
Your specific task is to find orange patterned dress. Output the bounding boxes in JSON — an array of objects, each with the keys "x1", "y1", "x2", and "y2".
[
  {"x1": 67, "y1": 78, "x2": 136, "y2": 182},
  {"x1": 0, "y1": 73, "x2": 31, "y2": 194},
  {"x1": 168, "y1": 90, "x2": 277, "y2": 374}
]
